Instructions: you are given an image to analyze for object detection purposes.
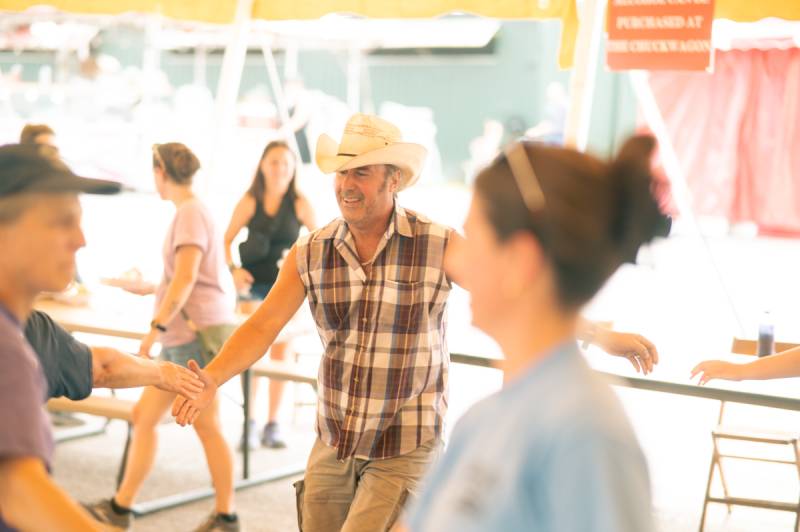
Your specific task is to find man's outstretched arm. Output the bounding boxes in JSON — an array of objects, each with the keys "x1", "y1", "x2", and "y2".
[
  {"x1": 91, "y1": 346, "x2": 203, "y2": 398},
  {"x1": 172, "y1": 244, "x2": 307, "y2": 425}
]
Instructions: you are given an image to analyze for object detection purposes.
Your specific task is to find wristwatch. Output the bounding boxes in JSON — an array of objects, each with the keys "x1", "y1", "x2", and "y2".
[{"x1": 150, "y1": 320, "x2": 167, "y2": 333}]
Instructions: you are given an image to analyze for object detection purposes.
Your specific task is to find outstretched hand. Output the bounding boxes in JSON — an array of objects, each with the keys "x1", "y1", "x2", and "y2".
[
  {"x1": 691, "y1": 360, "x2": 742, "y2": 385},
  {"x1": 594, "y1": 330, "x2": 659, "y2": 375},
  {"x1": 122, "y1": 281, "x2": 156, "y2": 296},
  {"x1": 155, "y1": 361, "x2": 204, "y2": 399},
  {"x1": 172, "y1": 359, "x2": 218, "y2": 426}
]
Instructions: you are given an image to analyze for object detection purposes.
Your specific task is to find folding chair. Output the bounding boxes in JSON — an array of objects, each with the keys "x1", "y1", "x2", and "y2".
[{"x1": 699, "y1": 338, "x2": 800, "y2": 531}]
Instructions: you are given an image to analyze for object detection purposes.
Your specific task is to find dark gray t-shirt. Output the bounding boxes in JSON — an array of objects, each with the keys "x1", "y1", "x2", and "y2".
[
  {"x1": 0, "y1": 306, "x2": 55, "y2": 532},
  {"x1": 24, "y1": 310, "x2": 92, "y2": 400}
]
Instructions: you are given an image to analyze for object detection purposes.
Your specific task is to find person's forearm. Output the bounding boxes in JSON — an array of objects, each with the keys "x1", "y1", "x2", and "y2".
[
  {"x1": 205, "y1": 317, "x2": 282, "y2": 386},
  {"x1": 576, "y1": 317, "x2": 598, "y2": 344},
  {"x1": 0, "y1": 458, "x2": 102, "y2": 531},
  {"x1": 202, "y1": 243, "x2": 306, "y2": 388},
  {"x1": 223, "y1": 237, "x2": 235, "y2": 267},
  {"x1": 743, "y1": 346, "x2": 800, "y2": 380},
  {"x1": 152, "y1": 275, "x2": 195, "y2": 325},
  {"x1": 92, "y1": 347, "x2": 161, "y2": 388}
]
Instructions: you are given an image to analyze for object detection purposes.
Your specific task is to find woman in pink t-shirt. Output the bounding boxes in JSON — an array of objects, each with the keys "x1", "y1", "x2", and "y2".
[{"x1": 85, "y1": 143, "x2": 240, "y2": 532}]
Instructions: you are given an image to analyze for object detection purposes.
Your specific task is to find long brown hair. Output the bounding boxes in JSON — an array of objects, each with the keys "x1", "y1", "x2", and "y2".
[
  {"x1": 247, "y1": 140, "x2": 298, "y2": 200},
  {"x1": 474, "y1": 135, "x2": 667, "y2": 309}
]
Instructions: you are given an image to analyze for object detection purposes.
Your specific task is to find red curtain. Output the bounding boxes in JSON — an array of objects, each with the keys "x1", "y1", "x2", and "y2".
[{"x1": 647, "y1": 47, "x2": 800, "y2": 234}]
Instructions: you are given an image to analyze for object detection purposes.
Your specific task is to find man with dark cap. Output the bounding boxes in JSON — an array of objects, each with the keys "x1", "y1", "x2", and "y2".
[
  {"x1": 0, "y1": 143, "x2": 122, "y2": 531},
  {"x1": 15, "y1": 135, "x2": 204, "y2": 400}
]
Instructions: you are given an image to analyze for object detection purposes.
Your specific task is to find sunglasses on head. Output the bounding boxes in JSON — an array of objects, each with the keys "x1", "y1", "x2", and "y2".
[{"x1": 504, "y1": 141, "x2": 545, "y2": 214}]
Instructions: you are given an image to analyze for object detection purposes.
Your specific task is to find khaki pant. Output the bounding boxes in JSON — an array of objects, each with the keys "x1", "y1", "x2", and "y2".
[{"x1": 295, "y1": 438, "x2": 441, "y2": 532}]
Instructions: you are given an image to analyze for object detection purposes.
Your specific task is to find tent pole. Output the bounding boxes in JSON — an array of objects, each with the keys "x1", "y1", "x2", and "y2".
[
  {"x1": 142, "y1": 14, "x2": 162, "y2": 119},
  {"x1": 214, "y1": 0, "x2": 253, "y2": 126},
  {"x1": 564, "y1": 0, "x2": 606, "y2": 151},
  {"x1": 629, "y1": 72, "x2": 695, "y2": 221},
  {"x1": 194, "y1": 45, "x2": 207, "y2": 87},
  {"x1": 347, "y1": 45, "x2": 362, "y2": 112},
  {"x1": 284, "y1": 43, "x2": 299, "y2": 79},
  {"x1": 261, "y1": 44, "x2": 301, "y2": 155},
  {"x1": 209, "y1": 0, "x2": 254, "y2": 185},
  {"x1": 630, "y1": 70, "x2": 746, "y2": 336}
]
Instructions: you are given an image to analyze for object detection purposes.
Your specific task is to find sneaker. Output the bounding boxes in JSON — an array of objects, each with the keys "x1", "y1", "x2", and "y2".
[
  {"x1": 83, "y1": 498, "x2": 132, "y2": 531},
  {"x1": 238, "y1": 419, "x2": 260, "y2": 451},
  {"x1": 194, "y1": 512, "x2": 241, "y2": 532},
  {"x1": 261, "y1": 421, "x2": 287, "y2": 449}
]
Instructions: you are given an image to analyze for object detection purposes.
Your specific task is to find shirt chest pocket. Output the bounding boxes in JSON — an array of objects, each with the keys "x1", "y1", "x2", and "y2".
[{"x1": 372, "y1": 280, "x2": 424, "y2": 335}]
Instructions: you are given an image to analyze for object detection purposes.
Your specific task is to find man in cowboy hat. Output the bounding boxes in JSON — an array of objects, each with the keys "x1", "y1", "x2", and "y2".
[
  {"x1": 171, "y1": 113, "x2": 449, "y2": 531},
  {"x1": 171, "y1": 114, "x2": 661, "y2": 531}
]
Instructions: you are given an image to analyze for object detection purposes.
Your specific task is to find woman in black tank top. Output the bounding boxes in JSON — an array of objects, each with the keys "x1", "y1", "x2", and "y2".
[{"x1": 224, "y1": 140, "x2": 316, "y2": 449}]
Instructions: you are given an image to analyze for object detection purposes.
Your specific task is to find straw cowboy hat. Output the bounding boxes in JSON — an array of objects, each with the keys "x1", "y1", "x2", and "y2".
[{"x1": 315, "y1": 113, "x2": 427, "y2": 191}]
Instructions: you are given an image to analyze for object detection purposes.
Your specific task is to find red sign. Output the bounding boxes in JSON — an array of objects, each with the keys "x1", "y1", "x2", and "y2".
[{"x1": 607, "y1": 0, "x2": 715, "y2": 71}]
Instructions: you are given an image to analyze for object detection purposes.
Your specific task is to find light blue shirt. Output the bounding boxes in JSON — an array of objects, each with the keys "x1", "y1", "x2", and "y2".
[{"x1": 407, "y1": 342, "x2": 654, "y2": 532}]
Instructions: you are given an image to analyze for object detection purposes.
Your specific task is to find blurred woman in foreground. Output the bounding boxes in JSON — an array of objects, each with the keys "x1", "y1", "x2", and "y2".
[{"x1": 404, "y1": 136, "x2": 666, "y2": 531}]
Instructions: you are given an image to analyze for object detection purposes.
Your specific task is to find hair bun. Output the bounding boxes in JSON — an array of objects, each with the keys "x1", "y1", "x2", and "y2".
[
  {"x1": 615, "y1": 135, "x2": 656, "y2": 167},
  {"x1": 159, "y1": 143, "x2": 200, "y2": 184},
  {"x1": 608, "y1": 135, "x2": 668, "y2": 263},
  {"x1": 172, "y1": 149, "x2": 197, "y2": 176}
]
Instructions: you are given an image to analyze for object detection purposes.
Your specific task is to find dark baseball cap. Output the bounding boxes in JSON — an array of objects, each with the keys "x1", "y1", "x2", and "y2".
[{"x1": 0, "y1": 143, "x2": 121, "y2": 197}]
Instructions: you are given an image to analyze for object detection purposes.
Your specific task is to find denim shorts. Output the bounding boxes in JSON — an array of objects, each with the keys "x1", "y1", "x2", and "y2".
[{"x1": 160, "y1": 338, "x2": 207, "y2": 369}]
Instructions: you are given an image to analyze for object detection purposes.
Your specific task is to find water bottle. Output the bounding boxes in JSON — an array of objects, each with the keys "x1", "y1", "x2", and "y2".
[{"x1": 757, "y1": 311, "x2": 775, "y2": 357}]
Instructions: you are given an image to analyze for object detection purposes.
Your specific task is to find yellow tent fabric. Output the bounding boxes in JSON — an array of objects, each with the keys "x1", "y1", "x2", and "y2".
[
  {"x1": 716, "y1": 0, "x2": 800, "y2": 22},
  {"x1": 1, "y1": 0, "x2": 578, "y2": 68},
  {"x1": 4, "y1": 0, "x2": 797, "y2": 68},
  {"x1": 252, "y1": 0, "x2": 578, "y2": 68},
  {"x1": 0, "y1": 1, "x2": 237, "y2": 24}
]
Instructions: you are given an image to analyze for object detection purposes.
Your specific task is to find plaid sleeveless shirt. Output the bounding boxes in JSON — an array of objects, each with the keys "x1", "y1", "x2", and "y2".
[{"x1": 296, "y1": 205, "x2": 452, "y2": 459}]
